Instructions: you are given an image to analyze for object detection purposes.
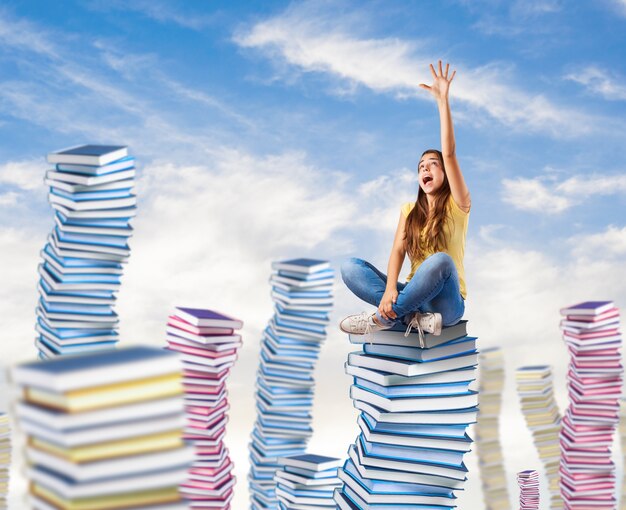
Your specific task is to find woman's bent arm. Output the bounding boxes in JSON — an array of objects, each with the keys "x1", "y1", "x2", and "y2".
[{"x1": 379, "y1": 212, "x2": 407, "y2": 321}]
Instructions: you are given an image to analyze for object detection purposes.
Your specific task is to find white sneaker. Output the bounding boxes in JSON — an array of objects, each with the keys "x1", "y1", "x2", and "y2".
[
  {"x1": 339, "y1": 312, "x2": 390, "y2": 335},
  {"x1": 404, "y1": 312, "x2": 442, "y2": 347}
]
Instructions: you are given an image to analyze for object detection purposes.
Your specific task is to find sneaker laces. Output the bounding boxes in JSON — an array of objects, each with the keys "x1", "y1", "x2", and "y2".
[
  {"x1": 349, "y1": 312, "x2": 374, "y2": 336},
  {"x1": 404, "y1": 314, "x2": 426, "y2": 348}
]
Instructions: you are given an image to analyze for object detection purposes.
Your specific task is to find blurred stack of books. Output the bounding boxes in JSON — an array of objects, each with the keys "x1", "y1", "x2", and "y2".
[
  {"x1": 274, "y1": 454, "x2": 341, "y2": 509},
  {"x1": 334, "y1": 320, "x2": 478, "y2": 509},
  {"x1": 248, "y1": 258, "x2": 334, "y2": 509},
  {"x1": 36, "y1": 145, "x2": 136, "y2": 358},
  {"x1": 165, "y1": 307, "x2": 243, "y2": 508},
  {"x1": 475, "y1": 347, "x2": 509, "y2": 510},
  {"x1": 559, "y1": 301, "x2": 622, "y2": 509},
  {"x1": 516, "y1": 365, "x2": 562, "y2": 508},
  {"x1": 12, "y1": 346, "x2": 194, "y2": 510},
  {"x1": 0, "y1": 413, "x2": 9, "y2": 509},
  {"x1": 517, "y1": 470, "x2": 540, "y2": 510}
]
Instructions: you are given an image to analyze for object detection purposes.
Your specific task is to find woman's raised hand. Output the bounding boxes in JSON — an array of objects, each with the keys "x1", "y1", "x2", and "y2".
[{"x1": 419, "y1": 60, "x2": 456, "y2": 102}]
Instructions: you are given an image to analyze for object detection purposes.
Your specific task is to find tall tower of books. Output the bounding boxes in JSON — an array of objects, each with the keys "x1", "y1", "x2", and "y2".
[
  {"x1": 559, "y1": 301, "x2": 622, "y2": 508},
  {"x1": 248, "y1": 258, "x2": 334, "y2": 510},
  {"x1": 620, "y1": 399, "x2": 626, "y2": 508},
  {"x1": 333, "y1": 320, "x2": 478, "y2": 509},
  {"x1": 165, "y1": 306, "x2": 244, "y2": 508},
  {"x1": 516, "y1": 365, "x2": 562, "y2": 508},
  {"x1": 36, "y1": 145, "x2": 136, "y2": 358},
  {"x1": 475, "y1": 347, "x2": 510, "y2": 510}
]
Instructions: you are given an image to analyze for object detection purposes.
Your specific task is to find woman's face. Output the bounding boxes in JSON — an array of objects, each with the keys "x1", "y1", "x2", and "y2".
[{"x1": 418, "y1": 153, "x2": 445, "y2": 194}]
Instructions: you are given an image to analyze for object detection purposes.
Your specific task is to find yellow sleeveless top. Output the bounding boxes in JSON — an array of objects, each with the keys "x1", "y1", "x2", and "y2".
[{"x1": 401, "y1": 195, "x2": 469, "y2": 299}]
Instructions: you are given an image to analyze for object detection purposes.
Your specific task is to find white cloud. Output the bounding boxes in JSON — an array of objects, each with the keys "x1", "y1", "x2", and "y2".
[
  {"x1": 501, "y1": 172, "x2": 626, "y2": 213},
  {"x1": 234, "y1": 3, "x2": 596, "y2": 138},
  {"x1": 0, "y1": 159, "x2": 48, "y2": 191},
  {"x1": 0, "y1": 192, "x2": 19, "y2": 206},
  {"x1": 565, "y1": 66, "x2": 626, "y2": 101},
  {"x1": 568, "y1": 225, "x2": 626, "y2": 260},
  {"x1": 501, "y1": 176, "x2": 573, "y2": 213}
]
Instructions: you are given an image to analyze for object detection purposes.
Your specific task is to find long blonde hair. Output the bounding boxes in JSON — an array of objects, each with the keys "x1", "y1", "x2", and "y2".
[{"x1": 404, "y1": 149, "x2": 451, "y2": 260}]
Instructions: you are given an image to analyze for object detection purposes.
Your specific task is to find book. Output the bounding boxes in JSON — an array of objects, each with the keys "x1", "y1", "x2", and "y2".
[
  {"x1": 12, "y1": 346, "x2": 182, "y2": 392},
  {"x1": 174, "y1": 307, "x2": 243, "y2": 329},
  {"x1": 47, "y1": 145, "x2": 128, "y2": 166},
  {"x1": 271, "y1": 258, "x2": 331, "y2": 274},
  {"x1": 349, "y1": 320, "x2": 468, "y2": 349},
  {"x1": 277, "y1": 453, "x2": 342, "y2": 472},
  {"x1": 560, "y1": 301, "x2": 614, "y2": 316}
]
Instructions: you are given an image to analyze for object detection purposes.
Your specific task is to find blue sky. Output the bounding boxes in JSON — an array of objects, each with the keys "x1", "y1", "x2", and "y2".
[{"x1": 1, "y1": 1, "x2": 626, "y2": 508}]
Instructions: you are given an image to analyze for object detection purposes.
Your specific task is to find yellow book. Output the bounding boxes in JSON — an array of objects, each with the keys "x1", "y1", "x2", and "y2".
[
  {"x1": 24, "y1": 372, "x2": 182, "y2": 412},
  {"x1": 32, "y1": 483, "x2": 180, "y2": 510},
  {"x1": 30, "y1": 430, "x2": 183, "y2": 463}
]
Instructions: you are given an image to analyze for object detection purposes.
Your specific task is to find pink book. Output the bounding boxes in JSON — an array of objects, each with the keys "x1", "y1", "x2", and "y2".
[
  {"x1": 186, "y1": 399, "x2": 230, "y2": 416},
  {"x1": 167, "y1": 342, "x2": 237, "y2": 359},
  {"x1": 184, "y1": 382, "x2": 226, "y2": 395},
  {"x1": 566, "y1": 308, "x2": 619, "y2": 322},
  {"x1": 190, "y1": 458, "x2": 233, "y2": 477}
]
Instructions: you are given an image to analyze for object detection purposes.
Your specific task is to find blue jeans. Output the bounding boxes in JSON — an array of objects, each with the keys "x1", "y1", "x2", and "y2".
[{"x1": 340, "y1": 252, "x2": 465, "y2": 327}]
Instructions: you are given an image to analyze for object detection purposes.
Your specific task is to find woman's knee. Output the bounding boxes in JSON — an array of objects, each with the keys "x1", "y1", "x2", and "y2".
[
  {"x1": 340, "y1": 257, "x2": 366, "y2": 283},
  {"x1": 425, "y1": 252, "x2": 455, "y2": 275}
]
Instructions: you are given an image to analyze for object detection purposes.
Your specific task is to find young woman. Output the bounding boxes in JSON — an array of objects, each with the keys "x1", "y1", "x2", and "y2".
[{"x1": 340, "y1": 61, "x2": 470, "y2": 341}]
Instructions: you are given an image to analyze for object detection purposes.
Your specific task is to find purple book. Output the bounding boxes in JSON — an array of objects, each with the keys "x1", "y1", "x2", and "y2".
[
  {"x1": 174, "y1": 307, "x2": 243, "y2": 329},
  {"x1": 560, "y1": 301, "x2": 614, "y2": 316}
]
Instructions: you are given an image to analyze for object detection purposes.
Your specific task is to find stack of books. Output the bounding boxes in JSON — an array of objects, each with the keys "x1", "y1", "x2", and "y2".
[
  {"x1": 559, "y1": 301, "x2": 622, "y2": 509},
  {"x1": 333, "y1": 320, "x2": 478, "y2": 509},
  {"x1": 248, "y1": 258, "x2": 334, "y2": 510},
  {"x1": 619, "y1": 399, "x2": 626, "y2": 508},
  {"x1": 515, "y1": 365, "x2": 562, "y2": 508},
  {"x1": 475, "y1": 347, "x2": 510, "y2": 510},
  {"x1": 0, "y1": 413, "x2": 9, "y2": 509},
  {"x1": 165, "y1": 306, "x2": 243, "y2": 508},
  {"x1": 517, "y1": 470, "x2": 540, "y2": 510},
  {"x1": 11, "y1": 345, "x2": 194, "y2": 509},
  {"x1": 36, "y1": 145, "x2": 137, "y2": 358},
  {"x1": 274, "y1": 454, "x2": 341, "y2": 509}
]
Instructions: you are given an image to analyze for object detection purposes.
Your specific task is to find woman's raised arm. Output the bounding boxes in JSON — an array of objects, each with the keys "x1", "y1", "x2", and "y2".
[{"x1": 419, "y1": 61, "x2": 470, "y2": 212}]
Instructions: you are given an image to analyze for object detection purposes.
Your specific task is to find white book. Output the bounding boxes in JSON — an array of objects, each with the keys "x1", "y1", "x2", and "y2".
[
  {"x1": 357, "y1": 415, "x2": 471, "y2": 452},
  {"x1": 52, "y1": 202, "x2": 137, "y2": 219},
  {"x1": 37, "y1": 282, "x2": 115, "y2": 306},
  {"x1": 349, "y1": 321, "x2": 468, "y2": 349},
  {"x1": 339, "y1": 467, "x2": 455, "y2": 506},
  {"x1": 49, "y1": 192, "x2": 137, "y2": 211},
  {"x1": 345, "y1": 362, "x2": 476, "y2": 386},
  {"x1": 45, "y1": 176, "x2": 134, "y2": 193},
  {"x1": 353, "y1": 399, "x2": 477, "y2": 425},
  {"x1": 46, "y1": 168, "x2": 136, "y2": 186},
  {"x1": 27, "y1": 465, "x2": 187, "y2": 500},
  {"x1": 15, "y1": 397, "x2": 183, "y2": 431},
  {"x1": 41, "y1": 249, "x2": 123, "y2": 275},
  {"x1": 55, "y1": 214, "x2": 133, "y2": 237},
  {"x1": 49, "y1": 232, "x2": 128, "y2": 262},
  {"x1": 348, "y1": 444, "x2": 465, "y2": 489},
  {"x1": 347, "y1": 351, "x2": 478, "y2": 377},
  {"x1": 351, "y1": 385, "x2": 478, "y2": 412},
  {"x1": 271, "y1": 259, "x2": 331, "y2": 274},
  {"x1": 165, "y1": 328, "x2": 241, "y2": 345},
  {"x1": 47, "y1": 145, "x2": 128, "y2": 166},
  {"x1": 20, "y1": 414, "x2": 184, "y2": 447},
  {"x1": 364, "y1": 337, "x2": 476, "y2": 362}
]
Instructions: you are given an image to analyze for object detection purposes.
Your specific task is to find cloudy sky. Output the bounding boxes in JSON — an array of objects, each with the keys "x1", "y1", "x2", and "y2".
[{"x1": 1, "y1": 0, "x2": 625, "y2": 508}]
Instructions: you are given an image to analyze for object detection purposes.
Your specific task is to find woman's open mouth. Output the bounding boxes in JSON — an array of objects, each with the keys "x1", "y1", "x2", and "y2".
[{"x1": 423, "y1": 175, "x2": 433, "y2": 185}]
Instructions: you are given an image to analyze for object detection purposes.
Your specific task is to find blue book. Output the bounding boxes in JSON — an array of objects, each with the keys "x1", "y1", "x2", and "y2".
[
  {"x1": 272, "y1": 286, "x2": 332, "y2": 299},
  {"x1": 39, "y1": 299, "x2": 116, "y2": 317},
  {"x1": 48, "y1": 145, "x2": 128, "y2": 167},
  {"x1": 56, "y1": 211, "x2": 132, "y2": 228},
  {"x1": 360, "y1": 437, "x2": 466, "y2": 468},
  {"x1": 43, "y1": 244, "x2": 122, "y2": 269},
  {"x1": 50, "y1": 186, "x2": 133, "y2": 201},
  {"x1": 363, "y1": 337, "x2": 477, "y2": 363},
  {"x1": 271, "y1": 259, "x2": 331, "y2": 274},
  {"x1": 344, "y1": 459, "x2": 454, "y2": 497},
  {"x1": 277, "y1": 268, "x2": 334, "y2": 280},
  {"x1": 38, "y1": 336, "x2": 117, "y2": 355},
  {"x1": 560, "y1": 300, "x2": 614, "y2": 316},
  {"x1": 354, "y1": 377, "x2": 472, "y2": 397},
  {"x1": 360, "y1": 412, "x2": 467, "y2": 438},
  {"x1": 55, "y1": 228, "x2": 129, "y2": 249}
]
